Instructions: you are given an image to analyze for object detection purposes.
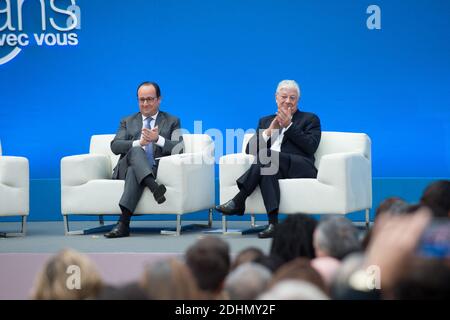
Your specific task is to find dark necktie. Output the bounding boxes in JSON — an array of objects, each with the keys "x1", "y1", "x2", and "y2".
[{"x1": 144, "y1": 117, "x2": 155, "y2": 166}]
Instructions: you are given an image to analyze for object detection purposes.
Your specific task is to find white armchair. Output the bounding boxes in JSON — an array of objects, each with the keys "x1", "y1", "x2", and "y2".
[
  {"x1": 61, "y1": 134, "x2": 215, "y2": 236},
  {"x1": 219, "y1": 131, "x2": 372, "y2": 232},
  {"x1": 0, "y1": 140, "x2": 29, "y2": 237}
]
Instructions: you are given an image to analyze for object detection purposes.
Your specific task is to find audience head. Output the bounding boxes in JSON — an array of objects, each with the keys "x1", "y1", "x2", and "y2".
[
  {"x1": 185, "y1": 236, "x2": 230, "y2": 295},
  {"x1": 375, "y1": 197, "x2": 409, "y2": 219},
  {"x1": 224, "y1": 262, "x2": 272, "y2": 300},
  {"x1": 141, "y1": 258, "x2": 200, "y2": 300},
  {"x1": 270, "y1": 214, "x2": 318, "y2": 263},
  {"x1": 313, "y1": 216, "x2": 361, "y2": 260},
  {"x1": 420, "y1": 180, "x2": 450, "y2": 218},
  {"x1": 96, "y1": 282, "x2": 148, "y2": 300},
  {"x1": 269, "y1": 257, "x2": 327, "y2": 294},
  {"x1": 259, "y1": 280, "x2": 329, "y2": 300},
  {"x1": 31, "y1": 248, "x2": 103, "y2": 300},
  {"x1": 231, "y1": 247, "x2": 265, "y2": 271}
]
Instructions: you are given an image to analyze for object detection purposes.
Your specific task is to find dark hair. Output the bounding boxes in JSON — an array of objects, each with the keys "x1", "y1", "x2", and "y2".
[
  {"x1": 231, "y1": 247, "x2": 265, "y2": 271},
  {"x1": 137, "y1": 81, "x2": 161, "y2": 98},
  {"x1": 253, "y1": 254, "x2": 285, "y2": 273},
  {"x1": 375, "y1": 197, "x2": 408, "y2": 219},
  {"x1": 95, "y1": 283, "x2": 148, "y2": 300},
  {"x1": 270, "y1": 257, "x2": 327, "y2": 295},
  {"x1": 420, "y1": 180, "x2": 450, "y2": 218},
  {"x1": 185, "y1": 236, "x2": 230, "y2": 293},
  {"x1": 270, "y1": 214, "x2": 318, "y2": 263}
]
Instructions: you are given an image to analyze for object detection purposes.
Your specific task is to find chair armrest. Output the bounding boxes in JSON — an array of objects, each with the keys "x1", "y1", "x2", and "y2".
[
  {"x1": 157, "y1": 153, "x2": 214, "y2": 190},
  {"x1": 317, "y1": 152, "x2": 372, "y2": 188},
  {"x1": 218, "y1": 153, "x2": 255, "y2": 188},
  {"x1": 61, "y1": 154, "x2": 111, "y2": 187},
  {"x1": 0, "y1": 156, "x2": 29, "y2": 188}
]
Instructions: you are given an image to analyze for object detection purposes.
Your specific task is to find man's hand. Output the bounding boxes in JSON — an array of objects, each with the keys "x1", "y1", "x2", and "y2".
[
  {"x1": 276, "y1": 107, "x2": 293, "y2": 128},
  {"x1": 141, "y1": 126, "x2": 159, "y2": 145},
  {"x1": 264, "y1": 117, "x2": 281, "y2": 137}
]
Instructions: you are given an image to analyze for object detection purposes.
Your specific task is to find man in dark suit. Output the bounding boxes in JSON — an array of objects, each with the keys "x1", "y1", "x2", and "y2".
[
  {"x1": 105, "y1": 81, "x2": 183, "y2": 238},
  {"x1": 216, "y1": 80, "x2": 321, "y2": 239}
]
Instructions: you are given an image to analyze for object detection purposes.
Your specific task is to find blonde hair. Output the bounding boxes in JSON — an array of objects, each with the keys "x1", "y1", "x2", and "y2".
[{"x1": 31, "y1": 248, "x2": 103, "y2": 300}]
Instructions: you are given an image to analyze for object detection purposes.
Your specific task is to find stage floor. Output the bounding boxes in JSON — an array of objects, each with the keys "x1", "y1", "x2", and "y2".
[{"x1": 0, "y1": 220, "x2": 272, "y2": 254}]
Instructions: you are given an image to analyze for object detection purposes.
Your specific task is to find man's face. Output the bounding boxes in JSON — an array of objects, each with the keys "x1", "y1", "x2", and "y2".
[
  {"x1": 138, "y1": 84, "x2": 161, "y2": 117},
  {"x1": 275, "y1": 87, "x2": 299, "y2": 115}
]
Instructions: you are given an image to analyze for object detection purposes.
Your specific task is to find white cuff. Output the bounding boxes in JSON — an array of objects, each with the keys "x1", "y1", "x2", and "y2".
[
  {"x1": 156, "y1": 135, "x2": 165, "y2": 147},
  {"x1": 132, "y1": 140, "x2": 143, "y2": 148},
  {"x1": 262, "y1": 130, "x2": 270, "y2": 142}
]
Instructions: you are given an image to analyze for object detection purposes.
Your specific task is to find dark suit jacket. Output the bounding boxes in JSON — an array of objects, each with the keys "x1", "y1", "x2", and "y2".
[
  {"x1": 245, "y1": 110, "x2": 321, "y2": 178},
  {"x1": 111, "y1": 111, "x2": 183, "y2": 179}
]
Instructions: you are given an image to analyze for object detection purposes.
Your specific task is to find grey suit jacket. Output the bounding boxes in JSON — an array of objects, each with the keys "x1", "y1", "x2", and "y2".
[{"x1": 111, "y1": 111, "x2": 183, "y2": 180}]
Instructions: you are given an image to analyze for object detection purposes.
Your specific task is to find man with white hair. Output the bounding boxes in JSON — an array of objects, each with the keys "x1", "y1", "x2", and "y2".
[{"x1": 216, "y1": 80, "x2": 321, "y2": 238}]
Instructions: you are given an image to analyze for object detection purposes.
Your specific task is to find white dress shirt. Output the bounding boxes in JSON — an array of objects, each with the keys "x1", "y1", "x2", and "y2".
[
  {"x1": 261, "y1": 122, "x2": 293, "y2": 152},
  {"x1": 132, "y1": 112, "x2": 166, "y2": 148}
]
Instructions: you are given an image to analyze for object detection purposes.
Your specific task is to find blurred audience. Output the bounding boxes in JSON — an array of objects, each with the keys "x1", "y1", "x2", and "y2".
[
  {"x1": 270, "y1": 214, "x2": 317, "y2": 263},
  {"x1": 230, "y1": 247, "x2": 264, "y2": 270},
  {"x1": 269, "y1": 257, "x2": 327, "y2": 295},
  {"x1": 27, "y1": 180, "x2": 450, "y2": 300},
  {"x1": 224, "y1": 262, "x2": 271, "y2": 300},
  {"x1": 140, "y1": 258, "x2": 201, "y2": 299},
  {"x1": 311, "y1": 256, "x2": 341, "y2": 288},
  {"x1": 185, "y1": 236, "x2": 230, "y2": 299},
  {"x1": 313, "y1": 216, "x2": 361, "y2": 260},
  {"x1": 420, "y1": 180, "x2": 450, "y2": 218},
  {"x1": 31, "y1": 248, "x2": 103, "y2": 300},
  {"x1": 259, "y1": 280, "x2": 329, "y2": 300}
]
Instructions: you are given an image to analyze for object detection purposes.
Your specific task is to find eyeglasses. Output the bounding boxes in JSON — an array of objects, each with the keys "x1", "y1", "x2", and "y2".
[
  {"x1": 139, "y1": 96, "x2": 158, "y2": 104},
  {"x1": 277, "y1": 94, "x2": 298, "y2": 102}
]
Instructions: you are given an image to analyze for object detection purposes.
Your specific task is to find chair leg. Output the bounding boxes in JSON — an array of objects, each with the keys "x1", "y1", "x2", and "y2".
[
  {"x1": 251, "y1": 214, "x2": 256, "y2": 228},
  {"x1": 222, "y1": 215, "x2": 227, "y2": 233},
  {"x1": 1, "y1": 216, "x2": 27, "y2": 237},
  {"x1": 365, "y1": 209, "x2": 370, "y2": 229},
  {"x1": 176, "y1": 215, "x2": 181, "y2": 236},
  {"x1": 208, "y1": 208, "x2": 213, "y2": 228},
  {"x1": 99, "y1": 215, "x2": 104, "y2": 226},
  {"x1": 21, "y1": 216, "x2": 27, "y2": 236},
  {"x1": 63, "y1": 215, "x2": 70, "y2": 235}
]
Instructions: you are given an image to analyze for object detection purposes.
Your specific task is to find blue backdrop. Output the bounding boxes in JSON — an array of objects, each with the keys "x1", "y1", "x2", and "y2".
[{"x1": 1, "y1": 0, "x2": 449, "y2": 221}]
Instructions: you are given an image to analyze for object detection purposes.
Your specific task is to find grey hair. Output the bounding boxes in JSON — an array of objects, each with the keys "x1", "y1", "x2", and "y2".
[
  {"x1": 224, "y1": 262, "x2": 272, "y2": 300},
  {"x1": 276, "y1": 80, "x2": 301, "y2": 97},
  {"x1": 315, "y1": 216, "x2": 361, "y2": 260},
  {"x1": 258, "y1": 280, "x2": 329, "y2": 300}
]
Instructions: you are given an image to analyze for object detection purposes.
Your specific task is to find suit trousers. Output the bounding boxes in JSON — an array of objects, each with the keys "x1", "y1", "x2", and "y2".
[
  {"x1": 119, "y1": 146, "x2": 158, "y2": 213},
  {"x1": 236, "y1": 151, "x2": 290, "y2": 214}
]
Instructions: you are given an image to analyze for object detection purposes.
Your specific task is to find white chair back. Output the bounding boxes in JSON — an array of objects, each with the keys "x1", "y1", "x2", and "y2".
[
  {"x1": 241, "y1": 131, "x2": 371, "y2": 168},
  {"x1": 89, "y1": 134, "x2": 214, "y2": 170}
]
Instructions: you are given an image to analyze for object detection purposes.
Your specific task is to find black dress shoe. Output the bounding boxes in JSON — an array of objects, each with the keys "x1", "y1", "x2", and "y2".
[
  {"x1": 153, "y1": 184, "x2": 167, "y2": 204},
  {"x1": 258, "y1": 224, "x2": 276, "y2": 239},
  {"x1": 215, "y1": 199, "x2": 245, "y2": 216},
  {"x1": 104, "y1": 222, "x2": 130, "y2": 238}
]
